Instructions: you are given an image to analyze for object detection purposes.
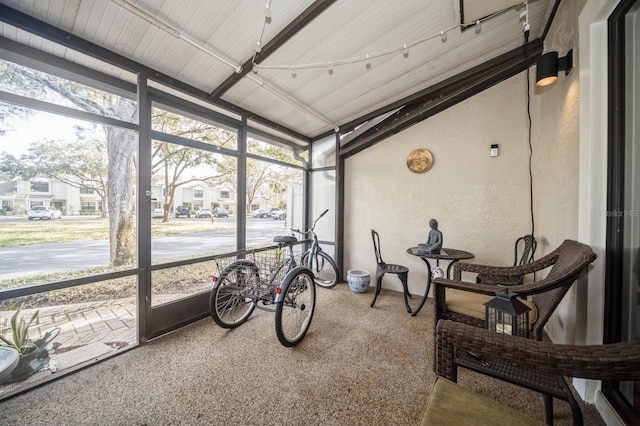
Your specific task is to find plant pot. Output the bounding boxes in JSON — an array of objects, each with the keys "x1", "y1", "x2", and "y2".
[
  {"x1": 347, "y1": 269, "x2": 370, "y2": 294},
  {"x1": 0, "y1": 347, "x2": 19, "y2": 382},
  {"x1": 0, "y1": 346, "x2": 49, "y2": 384},
  {"x1": 0, "y1": 326, "x2": 60, "y2": 384}
]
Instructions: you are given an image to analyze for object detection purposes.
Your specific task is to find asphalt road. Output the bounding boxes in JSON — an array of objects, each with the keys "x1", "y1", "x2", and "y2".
[{"x1": 0, "y1": 217, "x2": 289, "y2": 280}]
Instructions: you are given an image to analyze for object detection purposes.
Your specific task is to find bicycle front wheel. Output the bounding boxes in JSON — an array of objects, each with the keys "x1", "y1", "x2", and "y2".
[
  {"x1": 275, "y1": 268, "x2": 316, "y2": 347},
  {"x1": 210, "y1": 261, "x2": 258, "y2": 328},
  {"x1": 302, "y1": 250, "x2": 339, "y2": 288}
]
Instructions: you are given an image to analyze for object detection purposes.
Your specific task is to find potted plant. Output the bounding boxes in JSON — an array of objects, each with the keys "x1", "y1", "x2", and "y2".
[{"x1": 0, "y1": 304, "x2": 60, "y2": 383}]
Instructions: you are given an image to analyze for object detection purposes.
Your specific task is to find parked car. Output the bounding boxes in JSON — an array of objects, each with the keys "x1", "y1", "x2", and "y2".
[
  {"x1": 252, "y1": 209, "x2": 270, "y2": 218},
  {"x1": 175, "y1": 206, "x2": 191, "y2": 218},
  {"x1": 195, "y1": 209, "x2": 212, "y2": 218},
  {"x1": 152, "y1": 208, "x2": 164, "y2": 218},
  {"x1": 27, "y1": 206, "x2": 62, "y2": 220},
  {"x1": 270, "y1": 209, "x2": 286, "y2": 220},
  {"x1": 214, "y1": 207, "x2": 229, "y2": 218}
]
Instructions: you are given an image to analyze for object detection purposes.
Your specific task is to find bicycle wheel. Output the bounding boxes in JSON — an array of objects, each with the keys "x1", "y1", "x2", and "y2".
[
  {"x1": 275, "y1": 267, "x2": 316, "y2": 347},
  {"x1": 301, "y1": 250, "x2": 339, "y2": 288},
  {"x1": 210, "y1": 260, "x2": 258, "y2": 328}
]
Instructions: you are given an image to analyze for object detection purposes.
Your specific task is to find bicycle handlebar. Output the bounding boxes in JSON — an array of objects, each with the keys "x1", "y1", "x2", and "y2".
[
  {"x1": 290, "y1": 209, "x2": 330, "y2": 235},
  {"x1": 311, "y1": 209, "x2": 329, "y2": 229}
]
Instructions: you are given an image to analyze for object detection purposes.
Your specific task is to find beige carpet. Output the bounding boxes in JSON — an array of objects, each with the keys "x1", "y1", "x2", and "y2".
[{"x1": 0, "y1": 285, "x2": 605, "y2": 425}]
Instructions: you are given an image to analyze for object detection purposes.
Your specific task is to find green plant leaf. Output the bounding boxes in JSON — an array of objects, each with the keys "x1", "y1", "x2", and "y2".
[
  {"x1": 0, "y1": 334, "x2": 19, "y2": 351},
  {"x1": 1, "y1": 303, "x2": 40, "y2": 355},
  {"x1": 28, "y1": 310, "x2": 39, "y2": 325}
]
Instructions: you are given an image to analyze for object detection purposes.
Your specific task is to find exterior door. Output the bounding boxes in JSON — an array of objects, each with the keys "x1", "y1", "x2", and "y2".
[{"x1": 605, "y1": 0, "x2": 640, "y2": 422}]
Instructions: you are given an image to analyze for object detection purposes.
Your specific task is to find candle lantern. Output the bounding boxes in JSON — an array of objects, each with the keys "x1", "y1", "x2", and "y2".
[{"x1": 484, "y1": 289, "x2": 531, "y2": 338}]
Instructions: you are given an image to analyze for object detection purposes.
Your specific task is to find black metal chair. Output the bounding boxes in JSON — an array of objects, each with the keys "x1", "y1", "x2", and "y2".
[
  {"x1": 476, "y1": 234, "x2": 537, "y2": 286},
  {"x1": 370, "y1": 229, "x2": 411, "y2": 312}
]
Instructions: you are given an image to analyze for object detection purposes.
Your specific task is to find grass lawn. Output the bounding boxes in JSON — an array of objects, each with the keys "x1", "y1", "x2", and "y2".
[
  {"x1": 0, "y1": 217, "x2": 232, "y2": 247},
  {"x1": 0, "y1": 216, "x2": 240, "y2": 307}
]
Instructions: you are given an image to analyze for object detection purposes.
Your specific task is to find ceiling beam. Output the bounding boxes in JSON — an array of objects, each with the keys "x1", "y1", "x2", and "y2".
[
  {"x1": 339, "y1": 39, "x2": 543, "y2": 158},
  {"x1": 0, "y1": 4, "x2": 310, "y2": 143},
  {"x1": 0, "y1": 37, "x2": 136, "y2": 99},
  {"x1": 208, "y1": 0, "x2": 338, "y2": 100}
]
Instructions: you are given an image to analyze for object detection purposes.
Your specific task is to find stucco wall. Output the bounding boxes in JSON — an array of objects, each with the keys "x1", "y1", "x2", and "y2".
[
  {"x1": 343, "y1": 0, "x2": 594, "y2": 345},
  {"x1": 344, "y1": 74, "x2": 533, "y2": 297},
  {"x1": 533, "y1": 0, "x2": 587, "y2": 343},
  {"x1": 342, "y1": 0, "x2": 615, "y2": 412}
]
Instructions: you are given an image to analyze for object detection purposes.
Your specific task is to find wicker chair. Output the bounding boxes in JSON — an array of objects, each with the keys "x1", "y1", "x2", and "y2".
[
  {"x1": 476, "y1": 234, "x2": 537, "y2": 286},
  {"x1": 432, "y1": 239, "x2": 597, "y2": 341},
  {"x1": 429, "y1": 320, "x2": 640, "y2": 425}
]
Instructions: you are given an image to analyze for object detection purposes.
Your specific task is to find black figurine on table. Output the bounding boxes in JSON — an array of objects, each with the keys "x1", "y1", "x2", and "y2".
[{"x1": 418, "y1": 218, "x2": 442, "y2": 254}]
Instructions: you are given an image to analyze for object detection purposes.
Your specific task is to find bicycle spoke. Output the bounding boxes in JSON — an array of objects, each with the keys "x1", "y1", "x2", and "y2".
[
  {"x1": 275, "y1": 269, "x2": 316, "y2": 347},
  {"x1": 210, "y1": 261, "x2": 258, "y2": 328}
]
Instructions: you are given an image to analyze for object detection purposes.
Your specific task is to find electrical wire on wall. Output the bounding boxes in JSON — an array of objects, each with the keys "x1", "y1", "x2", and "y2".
[{"x1": 523, "y1": 2, "x2": 535, "y2": 239}]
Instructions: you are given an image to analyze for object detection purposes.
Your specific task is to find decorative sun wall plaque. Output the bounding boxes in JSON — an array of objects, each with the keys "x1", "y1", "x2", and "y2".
[{"x1": 406, "y1": 149, "x2": 433, "y2": 174}]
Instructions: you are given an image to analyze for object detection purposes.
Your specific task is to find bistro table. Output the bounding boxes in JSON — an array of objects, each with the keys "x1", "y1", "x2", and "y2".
[{"x1": 406, "y1": 247, "x2": 474, "y2": 316}]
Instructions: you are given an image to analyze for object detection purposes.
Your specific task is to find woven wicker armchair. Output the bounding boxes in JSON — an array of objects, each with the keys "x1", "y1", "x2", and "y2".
[
  {"x1": 432, "y1": 320, "x2": 640, "y2": 425},
  {"x1": 432, "y1": 239, "x2": 597, "y2": 341}
]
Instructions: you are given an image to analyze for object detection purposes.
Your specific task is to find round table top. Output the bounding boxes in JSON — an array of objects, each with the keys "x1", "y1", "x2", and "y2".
[
  {"x1": 0, "y1": 347, "x2": 20, "y2": 380},
  {"x1": 407, "y1": 247, "x2": 474, "y2": 261}
]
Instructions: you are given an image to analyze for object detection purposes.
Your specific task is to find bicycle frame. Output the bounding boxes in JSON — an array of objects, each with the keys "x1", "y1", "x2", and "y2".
[
  {"x1": 291, "y1": 209, "x2": 339, "y2": 289},
  {"x1": 292, "y1": 209, "x2": 328, "y2": 269},
  {"x1": 210, "y1": 242, "x2": 316, "y2": 347}
]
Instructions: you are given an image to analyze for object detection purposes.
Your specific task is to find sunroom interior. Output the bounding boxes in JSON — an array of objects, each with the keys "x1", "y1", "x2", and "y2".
[{"x1": 0, "y1": 0, "x2": 638, "y2": 424}]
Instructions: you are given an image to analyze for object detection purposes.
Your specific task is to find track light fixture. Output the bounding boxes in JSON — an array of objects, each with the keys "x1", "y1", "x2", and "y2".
[
  {"x1": 535, "y1": 49, "x2": 573, "y2": 87},
  {"x1": 264, "y1": 5, "x2": 272, "y2": 24},
  {"x1": 250, "y1": 0, "x2": 523, "y2": 77}
]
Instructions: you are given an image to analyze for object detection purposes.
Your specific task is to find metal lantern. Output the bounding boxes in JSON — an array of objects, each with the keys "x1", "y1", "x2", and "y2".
[{"x1": 484, "y1": 289, "x2": 531, "y2": 338}]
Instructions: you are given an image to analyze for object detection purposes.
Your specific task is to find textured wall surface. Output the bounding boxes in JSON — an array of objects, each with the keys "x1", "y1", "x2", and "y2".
[
  {"x1": 341, "y1": 0, "x2": 612, "y2": 412},
  {"x1": 534, "y1": 0, "x2": 586, "y2": 254},
  {"x1": 533, "y1": 0, "x2": 588, "y2": 343},
  {"x1": 342, "y1": 0, "x2": 590, "y2": 346},
  {"x1": 344, "y1": 74, "x2": 532, "y2": 296}
]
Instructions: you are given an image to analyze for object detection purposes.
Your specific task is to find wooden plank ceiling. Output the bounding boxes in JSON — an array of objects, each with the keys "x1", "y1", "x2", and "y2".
[{"x1": 0, "y1": 0, "x2": 555, "y2": 143}]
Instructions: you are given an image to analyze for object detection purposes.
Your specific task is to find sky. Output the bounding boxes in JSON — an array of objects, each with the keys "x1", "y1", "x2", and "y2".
[{"x1": 1, "y1": 111, "x2": 83, "y2": 156}]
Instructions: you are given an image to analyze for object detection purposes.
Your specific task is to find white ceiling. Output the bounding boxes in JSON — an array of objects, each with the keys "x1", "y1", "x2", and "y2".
[{"x1": 0, "y1": 0, "x2": 554, "y2": 139}]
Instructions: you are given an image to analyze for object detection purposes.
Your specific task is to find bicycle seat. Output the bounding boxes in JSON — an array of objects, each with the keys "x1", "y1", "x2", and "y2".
[{"x1": 273, "y1": 235, "x2": 298, "y2": 244}]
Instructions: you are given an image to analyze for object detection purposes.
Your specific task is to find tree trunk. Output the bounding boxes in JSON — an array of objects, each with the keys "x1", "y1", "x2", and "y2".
[{"x1": 106, "y1": 101, "x2": 137, "y2": 266}]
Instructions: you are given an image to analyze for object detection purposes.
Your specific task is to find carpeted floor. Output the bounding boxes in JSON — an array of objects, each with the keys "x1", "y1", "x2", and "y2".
[{"x1": 0, "y1": 285, "x2": 605, "y2": 425}]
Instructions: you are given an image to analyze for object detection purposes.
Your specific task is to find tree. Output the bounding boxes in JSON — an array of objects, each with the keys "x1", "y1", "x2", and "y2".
[
  {"x1": 0, "y1": 60, "x2": 137, "y2": 266},
  {"x1": 0, "y1": 136, "x2": 109, "y2": 216},
  {"x1": 0, "y1": 104, "x2": 29, "y2": 136},
  {"x1": 245, "y1": 159, "x2": 272, "y2": 211},
  {"x1": 241, "y1": 139, "x2": 304, "y2": 211},
  {"x1": 213, "y1": 155, "x2": 290, "y2": 213},
  {"x1": 151, "y1": 109, "x2": 234, "y2": 221},
  {"x1": 1, "y1": 59, "x2": 305, "y2": 267},
  {"x1": 152, "y1": 142, "x2": 229, "y2": 221}
]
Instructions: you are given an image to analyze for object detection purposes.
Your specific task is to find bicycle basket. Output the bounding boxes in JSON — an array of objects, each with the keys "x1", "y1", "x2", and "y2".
[{"x1": 212, "y1": 245, "x2": 302, "y2": 286}]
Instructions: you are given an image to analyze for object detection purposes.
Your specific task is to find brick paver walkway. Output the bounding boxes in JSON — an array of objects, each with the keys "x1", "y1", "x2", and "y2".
[
  {"x1": 1, "y1": 299, "x2": 137, "y2": 351},
  {"x1": 1, "y1": 298, "x2": 140, "y2": 395}
]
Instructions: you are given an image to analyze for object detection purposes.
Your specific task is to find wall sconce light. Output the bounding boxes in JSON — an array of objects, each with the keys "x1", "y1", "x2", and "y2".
[{"x1": 535, "y1": 49, "x2": 573, "y2": 87}]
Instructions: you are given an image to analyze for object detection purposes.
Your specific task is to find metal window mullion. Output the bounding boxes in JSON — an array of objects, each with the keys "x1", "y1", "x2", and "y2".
[
  {"x1": 137, "y1": 73, "x2": 152, "y2": 344},
  {"x1": 237, "y1": 116, "x2": 248, "y2": 250}
]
